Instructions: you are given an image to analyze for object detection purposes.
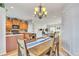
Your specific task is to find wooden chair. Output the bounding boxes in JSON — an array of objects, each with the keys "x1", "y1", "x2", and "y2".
[
  {"x1": 49, "y1": 32, "x2": 59, "y2": 56},
  {"x1": 53, "y1": 32, "x2": 59, "y2": 56},
  {"x1": 49, "y1": 37, "x2": 56, "y2": 56},
  {"x1": 16, "y1": 34, "x2": 29, "y2": 56}
]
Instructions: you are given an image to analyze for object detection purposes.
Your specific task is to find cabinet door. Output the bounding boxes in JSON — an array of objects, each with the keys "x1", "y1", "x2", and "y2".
[
  {"x1": 6, "y1": 18, "x2": 12, "y2": 32},
  {"x1": 6, "y1": 36, "x2": 18, "y2": 52}
]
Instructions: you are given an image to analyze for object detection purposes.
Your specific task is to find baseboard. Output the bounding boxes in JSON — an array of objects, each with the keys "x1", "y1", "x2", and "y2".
[
  {"x1": 0, "y1": 51, "x2": 6, "y2": 56},
  {"x1": 62, "y1": 47, "x2": 73, "y2": 56}
]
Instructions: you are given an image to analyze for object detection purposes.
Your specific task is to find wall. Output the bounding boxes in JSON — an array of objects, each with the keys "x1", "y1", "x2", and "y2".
[
  {"x1": 62, "y1": 4, "x2": 79, "y2": 55},
  {"x1": 27, "y1": 20, "x2": 34, "y2": 33},
  {"x1": 33, "y1": 17, "x2": 62, "y2": 33},
  {"x1": 30, "y1": 17, "x2": 62, "y2": 38},
  {"x1": 0, "y1": 7, "x2": 6, "y2": 55}
]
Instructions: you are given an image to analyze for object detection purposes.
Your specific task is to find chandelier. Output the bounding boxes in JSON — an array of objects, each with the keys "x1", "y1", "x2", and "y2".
[{"x1": 34, "y1": 4, "x2": 48, "y2": 19}]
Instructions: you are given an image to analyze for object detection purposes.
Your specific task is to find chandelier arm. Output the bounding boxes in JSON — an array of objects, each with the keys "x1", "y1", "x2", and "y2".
[{"x1": 34, "y1": 4, "x2": 47, "y2": 19}]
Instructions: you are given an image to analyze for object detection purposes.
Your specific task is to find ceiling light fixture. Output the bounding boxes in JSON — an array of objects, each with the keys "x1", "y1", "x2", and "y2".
[{"x1": 34, "y1": 4, "x2": 48, "y2": 19}]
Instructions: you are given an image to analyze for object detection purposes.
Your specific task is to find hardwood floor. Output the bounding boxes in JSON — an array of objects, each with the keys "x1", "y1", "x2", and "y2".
[
  {"x1": 4, "y1": 48, "x2": 69, "y2": 56},
  {"x1": 4, "y1": 49, "x2": 18, "y2": 56}
]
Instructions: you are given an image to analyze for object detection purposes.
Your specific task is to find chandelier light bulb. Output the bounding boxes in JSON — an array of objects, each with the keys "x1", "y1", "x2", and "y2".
[
  {"x1": 34, "y1": 11, "x2": 36, "y2": 14},
  {"x1": 42, "y1": 7, "x2": 46, "y2": 12},
  {"x1": 45, "y1": 11, "x2": 47, "y2": 16},
  {"x1": 39, "y1": 13, "x2": 42, "y2": 16},
  {"x1": 35, "y1": 7, "x2": 38, "y2": 12}
]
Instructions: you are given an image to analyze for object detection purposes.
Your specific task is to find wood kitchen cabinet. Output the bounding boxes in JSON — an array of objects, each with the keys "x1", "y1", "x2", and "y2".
[{"x1": 6, "y1": 17, "x2": 12, "y2": 32}]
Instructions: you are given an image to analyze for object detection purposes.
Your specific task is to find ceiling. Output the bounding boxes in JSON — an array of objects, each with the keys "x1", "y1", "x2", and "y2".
[{"x1": 5, "y1": 3, "x2": 64, "y2": 20}]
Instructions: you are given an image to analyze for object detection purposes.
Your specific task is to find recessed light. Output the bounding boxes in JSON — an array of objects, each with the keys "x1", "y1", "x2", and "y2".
[{"x1": 10, "y1": 6, "x2": 14, "y2": 9}]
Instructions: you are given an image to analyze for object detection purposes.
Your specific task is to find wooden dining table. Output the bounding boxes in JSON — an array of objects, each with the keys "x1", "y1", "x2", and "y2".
[
  {"x1": 17, "y1": 36, "x2": 53, "y2": 56},
  {"x1": 26, "y1": 37, "x2": 51, "y2": 56},
  {"x1": 28, "y1": 40, "x2": 50, "y2": 56}
]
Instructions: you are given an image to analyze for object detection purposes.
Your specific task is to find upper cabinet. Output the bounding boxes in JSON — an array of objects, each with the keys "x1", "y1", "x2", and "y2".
[
  {"x1": 20, "y1": 21, "x2": 28, "y2": 30},
  {"x1": 6, "y1": 17, "x2": 28, "y2": 32},
  {"x1": 12, "y1": 18, "x2": 20, "y2": 25},
  {"x1": 6, "y1": 17, "x2": 12, "y2": 32}
]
